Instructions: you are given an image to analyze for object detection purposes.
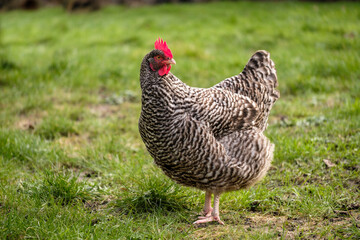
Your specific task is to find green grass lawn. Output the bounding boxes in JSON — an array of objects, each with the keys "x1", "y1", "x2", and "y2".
[{"x1": 1, "y1": 1, "x2": 359, "y2": 239}]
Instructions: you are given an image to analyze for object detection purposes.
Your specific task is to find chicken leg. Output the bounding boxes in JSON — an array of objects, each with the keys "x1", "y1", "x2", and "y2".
[
  {"x1": 193, "y1": 191, "x2": 224, "y2": 225},
  {"x1": 200, "y1": 191, "x2": 213, "y2": 217}
]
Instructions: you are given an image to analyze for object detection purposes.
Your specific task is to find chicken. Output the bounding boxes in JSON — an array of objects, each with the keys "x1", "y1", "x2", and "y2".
[{"x1": 138, "y1": 38, "x2": 279, "y2": 225}]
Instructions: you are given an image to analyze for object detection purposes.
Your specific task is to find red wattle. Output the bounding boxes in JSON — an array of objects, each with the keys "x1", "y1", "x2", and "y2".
[{"x1": 158, "y1": 65, "x2": 171, "y2": 76}]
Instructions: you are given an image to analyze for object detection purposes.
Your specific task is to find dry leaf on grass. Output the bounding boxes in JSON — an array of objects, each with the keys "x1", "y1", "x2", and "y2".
[{"x1": 323, "y1": 159, "x2": 336, "y2": 168}]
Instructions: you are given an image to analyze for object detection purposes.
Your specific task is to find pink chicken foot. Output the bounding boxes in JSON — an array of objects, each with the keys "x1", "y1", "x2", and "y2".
[{"x1": 193, "y1": 191, "x2": 225, "y2": 225}]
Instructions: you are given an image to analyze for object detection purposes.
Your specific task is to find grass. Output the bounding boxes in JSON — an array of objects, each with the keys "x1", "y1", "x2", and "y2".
[{"x1": 1, "y1": 1, "x2": 359, "y2": 239}]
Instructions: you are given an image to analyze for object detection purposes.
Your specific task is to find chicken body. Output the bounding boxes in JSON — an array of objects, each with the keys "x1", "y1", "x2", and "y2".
[{"x1": 139, "y1": 46, "x2": 279, "y2": 224}]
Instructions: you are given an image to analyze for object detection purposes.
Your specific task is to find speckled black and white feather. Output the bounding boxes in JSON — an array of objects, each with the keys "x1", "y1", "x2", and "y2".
[{"x1": 139, "y1": 50, "x2": 279, "y2": 194}]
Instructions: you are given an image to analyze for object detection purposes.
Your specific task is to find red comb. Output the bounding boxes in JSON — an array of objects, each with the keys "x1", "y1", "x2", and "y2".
[{"x1": 154, "y1": 38, "x2": 173, "y2": 58}]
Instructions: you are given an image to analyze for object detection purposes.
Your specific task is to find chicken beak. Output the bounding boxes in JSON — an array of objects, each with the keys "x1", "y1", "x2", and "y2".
[{"x1": 165, "y1": 58, "x2": 176, "y2": 65}]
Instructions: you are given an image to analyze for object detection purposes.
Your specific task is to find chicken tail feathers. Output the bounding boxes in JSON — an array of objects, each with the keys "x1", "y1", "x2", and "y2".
[
  {"x1": 214, "y1": 50, "x2": 280, "y2": 131},
  {"x1": 245, "y1": 51, "x2": 277, "y2": 85},
  {"x1": 242, "y1": 50, "x2": 279, "y2": 101}
]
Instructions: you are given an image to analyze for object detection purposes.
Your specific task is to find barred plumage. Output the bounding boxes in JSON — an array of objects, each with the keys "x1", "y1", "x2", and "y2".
[{"x1": 139, "y1": 39, "x2": 279, "y2": 225}]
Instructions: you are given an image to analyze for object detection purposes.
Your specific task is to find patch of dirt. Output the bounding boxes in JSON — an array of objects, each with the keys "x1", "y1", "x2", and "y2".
[
  {"x1": 16, "y1": 118, "x2": 36, "y2": 130},
  {"x1": 88, "y1": 104, "x2": 125, "y2": 118},
  {"x1": 292, "y1": 173, "x2": 331, "y2": 186},
  {"x1": 15, "y1": 113, "x2": 46, "y2": 130},
  {"x1": 56, "y1": 134, "x2": 90, "y2": 150},
  {"x1": 191, "y1": 212, "x2": 357, "y2": 239},
  {"x1": 59, "y1": 161, "x2": 101, "y2": 184},
  {"x1": 245, "y1": 214, "x2": 287, "y2": 228},
  {"x1": 343, "y1": 164, "x2": 360, "y2": 171},
  {"x1": 84, "y1": 198, "x2": 110, "y2": 213},
  {"x1": 344, "y1": 178, "x2": 360, "y2": 189}
]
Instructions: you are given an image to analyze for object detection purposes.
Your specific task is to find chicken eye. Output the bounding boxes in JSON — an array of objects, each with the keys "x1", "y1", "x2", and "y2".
[{"x1": 155, "y1": 56, "x2": 162, "y2": 60}]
